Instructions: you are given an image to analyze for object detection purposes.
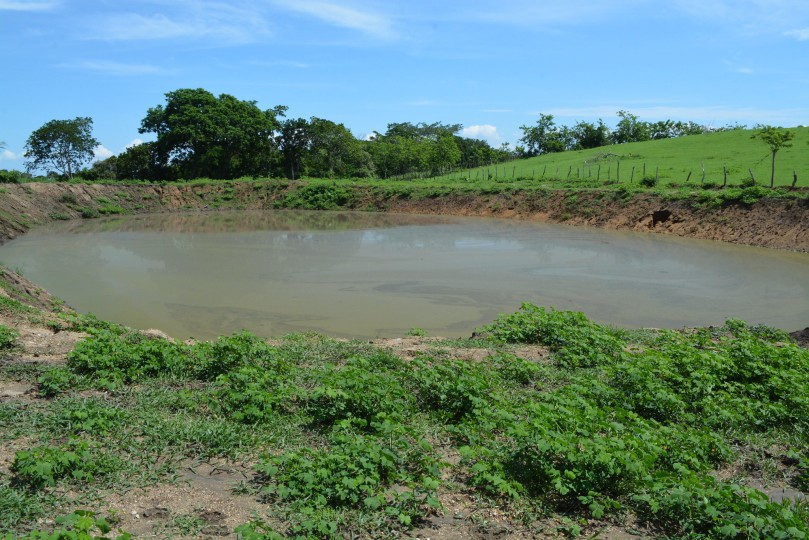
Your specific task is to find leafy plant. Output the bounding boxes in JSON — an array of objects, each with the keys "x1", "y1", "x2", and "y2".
[
  {"x1": 0, "y1": 324, "x2": 19, "y2": 351},
  {"x1": 11, "y1": 440, "x2": 111, "y2": 489},
  {"x1": 8, "y1": 510, "x2": 131, "y2": 539}
]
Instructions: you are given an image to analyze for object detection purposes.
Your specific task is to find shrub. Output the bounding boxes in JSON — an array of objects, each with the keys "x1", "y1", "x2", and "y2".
[
  {"x1": 191, "y1": 331, "x2": 281, "y2": 381},
  {"x1": 481, "y1": 303, "x2": 625, "y2": 368},
  {"x1": 67, "y1": 330, "x2": 189, "y2": 385},
  {"x1": 310, "y1": 359, "x2": 412, "y2": 425},
  {"x1": 11, "y1": 440, "x2": 108, "y2": 489},
  {"x1": 0, "y1": 325, "x2": 18, "y2": 351},
  {"x1": 639, "y1": 175, "x2": 658, "y2": 187},
  {"x1": 212, "y1": 365, "x2": 295, "y2": 424}
]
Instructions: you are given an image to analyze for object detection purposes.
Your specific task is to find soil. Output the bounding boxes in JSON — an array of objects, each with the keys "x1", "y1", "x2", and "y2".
[{"x1": 0, "y1": 182, "x2": 807, "y2": 251}]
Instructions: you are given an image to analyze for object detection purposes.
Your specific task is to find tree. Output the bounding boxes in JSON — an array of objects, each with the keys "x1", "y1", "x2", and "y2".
[
  {"x1": 571, "y1": 120, "x2": 610, "y2": 149},
  {"x1": 752, "y1": 126, "x2": 794, "y2": 187},
  {"x1": 140, "y1": 88, "x2": 283, "y2": 180},
  {"x1": 276, "y1": 117, "x2": 311, "y2": 180},
  {"x1": 116, "y1": 142, "x2": 157, "y2": 180},
  {"x1": 305, "y1": 118, "x2": 373, "y2": 178},
  {"x1": 612, "y1": 111, "x2": 649, "y2": 144},
  {"x1": 519, "y1": 114, "x2": 572, "y2": 156},
  {"x1": 24, "y1": 117, "x2": 98, "y2": 179}
]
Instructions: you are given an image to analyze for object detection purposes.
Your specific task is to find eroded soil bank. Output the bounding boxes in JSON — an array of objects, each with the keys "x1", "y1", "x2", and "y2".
[{"x1": 0, "y1": 182, "x2": 807, "y2": 250}]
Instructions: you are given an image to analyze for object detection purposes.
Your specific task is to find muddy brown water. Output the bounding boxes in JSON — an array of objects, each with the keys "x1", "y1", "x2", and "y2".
[{"x1": 0, "y1": 210, "x2": 807, "y2": 339}]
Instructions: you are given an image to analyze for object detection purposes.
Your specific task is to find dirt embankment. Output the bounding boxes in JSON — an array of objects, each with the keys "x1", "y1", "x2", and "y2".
[{"x1": 0, "y1": 182, "x2": 807, "y2": 251}]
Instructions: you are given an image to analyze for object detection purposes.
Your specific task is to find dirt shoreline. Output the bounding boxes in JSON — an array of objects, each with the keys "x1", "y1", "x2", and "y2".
[{"x1": 0, "y1": 182, "x2": 807, "y2": 251}]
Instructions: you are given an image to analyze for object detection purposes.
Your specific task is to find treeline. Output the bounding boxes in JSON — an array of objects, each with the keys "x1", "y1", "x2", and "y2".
[
  {"x1": 518, "y1": 111, "x2": 741, "y2": 156},
  {"x1": 81, "y1": 88, "x2": 513, "y2": 182}
]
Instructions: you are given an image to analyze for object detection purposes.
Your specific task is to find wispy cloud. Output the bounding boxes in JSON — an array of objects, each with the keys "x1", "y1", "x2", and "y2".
[
  {"x1": 0, "y1": 0, "x2": 59, "y2": 11},
  {"x1": 406, "y1": 99, "x2": 438, "y2": 107},
  {"x1": 86, "y1": 2, "x2": 270, "y2": 44},
  {"x1": 465, "y1": 0, "x2": 644, "y2": 26},
  {"x1": 62, "y1": 60, "x2": 168, "y2": 76},
  {"x1": 248, "y1": 60, "x2": 310, "y2": 69},
  {"x1": 125, "y1": 139, "x2": 144, "y2": 149},
  {"x1": 786, "y1": 27, "x2": 809, "y2": 40},
  {"x1": 482, "y1": 108, "x2": 512, "y2": 113},
  {"x1": 672, "y1": 0, "x2": 809, "y2": 35},
  {"x1": 276, "y1": 1, "x2": 397, "y2": 40}
]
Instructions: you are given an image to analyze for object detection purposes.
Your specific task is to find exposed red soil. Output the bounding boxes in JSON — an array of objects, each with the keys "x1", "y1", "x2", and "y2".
[{"x1": 0, "y1": 182, "x2": 807, "y2": 251}]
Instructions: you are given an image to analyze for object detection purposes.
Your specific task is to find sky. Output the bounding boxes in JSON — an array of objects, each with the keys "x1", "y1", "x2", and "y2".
[{"x1": 1, "y1": 0, "x2": 808, "y2": 168}]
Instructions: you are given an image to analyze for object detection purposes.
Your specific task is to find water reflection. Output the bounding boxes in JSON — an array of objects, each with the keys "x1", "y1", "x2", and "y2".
[{"x1": 1, "y1": 210, "x2": 807, "y2": 339}]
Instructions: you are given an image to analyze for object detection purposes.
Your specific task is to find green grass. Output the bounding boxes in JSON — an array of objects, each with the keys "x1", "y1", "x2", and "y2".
[
  {"x1": 2, "y1": 306, "x2": 808, "y2": 538},
  {"x1": 426, "y1": 127, "x2": 809, "y2": 188}
]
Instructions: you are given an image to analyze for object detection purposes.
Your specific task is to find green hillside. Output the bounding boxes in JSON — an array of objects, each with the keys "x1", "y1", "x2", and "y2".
[{"x1": 431, "y1": 127, "x2": 809, "y2": 188}]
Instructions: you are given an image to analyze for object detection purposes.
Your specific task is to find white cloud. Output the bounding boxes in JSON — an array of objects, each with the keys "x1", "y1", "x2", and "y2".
[
  {"x1": 786, "y1": 27, "x2": 809, "y2": 40},
  {"x1": 461, "y1": 124, "x2": 502, "y2": 145},
  {"x1": 0, "y1": 0, "x2": 58, "y2": 11},
  {"x1": 62, "y1": 60, "x2": 167, "y2": 76},
  {"x1": 86, "y1": 3, "x2": 270, "y2": 44},
  {"x1": 125, "y1": 138, "x2": 144, "y2": 149},
  {"x1": 407, "y1": 99, "x2": 438, "y2": 107},
  {"x1": 276, "y1": 1, "x2": 397, "y2": 39},
  {"x1": 734, "y1": 67, "x2": 754, "y2": 75},
  {"x1": 466, "y1": 0, "x2": 644, "y2": 26},
  {"x1": 0, "y1": 149, "x2": 19, "y2": 161},
  {"x1": 93, "y1": 145, "x2": 113, "y2": 161}
]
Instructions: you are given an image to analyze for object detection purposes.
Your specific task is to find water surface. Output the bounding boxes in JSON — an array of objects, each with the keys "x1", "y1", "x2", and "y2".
[{"x1": 1, "y1": 210, "x2": 807, "y2": 339}]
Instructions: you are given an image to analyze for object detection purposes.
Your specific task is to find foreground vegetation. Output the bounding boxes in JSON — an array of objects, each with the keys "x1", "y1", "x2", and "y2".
[{"x1": 1, "y1": 285, "x2": 808, "y2": 538}]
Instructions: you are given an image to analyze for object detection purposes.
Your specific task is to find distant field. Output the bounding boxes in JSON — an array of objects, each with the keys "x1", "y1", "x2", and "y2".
[{"x1": 426, "y1": 127, "x2": 809, "y2": 189}]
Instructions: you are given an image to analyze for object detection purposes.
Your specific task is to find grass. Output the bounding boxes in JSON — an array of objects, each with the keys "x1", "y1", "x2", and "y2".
[
  {"x1": 425, "y1": 127, "x2": 809, "y2": 189},
  {"x1": 1, "y1": 302, "x2": 808, "y2": 538}
]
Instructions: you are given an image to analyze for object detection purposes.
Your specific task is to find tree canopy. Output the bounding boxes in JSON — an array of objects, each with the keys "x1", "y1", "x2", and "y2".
[
  {"x1": 139, "y1": 88, "x2": 284, "y2": 179},
  {"x1": 24, "y1": 117, "x2": 98, "y2": 179}
]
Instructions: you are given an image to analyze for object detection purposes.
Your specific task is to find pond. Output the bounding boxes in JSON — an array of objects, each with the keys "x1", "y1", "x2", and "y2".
[{"x1": 1, "y1": 210, "x2": 807, "y2": 339}]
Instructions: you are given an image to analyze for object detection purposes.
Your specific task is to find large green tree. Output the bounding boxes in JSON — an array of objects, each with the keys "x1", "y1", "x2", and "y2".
[
  {"x1": 612, "y1": 110, "x2": 650, "y2": 144},
  {"x1": 139, "y1": 88, "x2": 283, "y2": 179},
  {"x1": 24, "y1": 117, "x2": 98, "y2": 179},
  {"x1": 305, "y1": 118, "x2": 374, "y2": 178},
  {"x1": 519, "y1": 114, "x2": 572, "y2": 156},
  {"x1": 571, "y1": 119, "x2": 610, "y2": 149}
]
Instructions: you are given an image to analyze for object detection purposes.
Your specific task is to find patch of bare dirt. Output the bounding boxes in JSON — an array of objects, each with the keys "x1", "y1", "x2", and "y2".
[{"x1": 101, "y1": 459, "x2": 266, "y2": 540}]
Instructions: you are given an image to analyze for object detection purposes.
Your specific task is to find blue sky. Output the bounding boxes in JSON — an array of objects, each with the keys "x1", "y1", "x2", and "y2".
[{"x1": 1, "y1": 0, "x2": 808, "y2": 168}]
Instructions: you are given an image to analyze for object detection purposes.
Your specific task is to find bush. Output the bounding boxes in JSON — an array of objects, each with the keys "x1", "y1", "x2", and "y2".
[
  {"x1": 0, "y1": 325, "x2": 19, "y2": 351},
  {"x1": 67, "y1": 330, "x2": 189, "y2": 385},
  {"x1": 639, "y1": 175, "x2": 658, "y2": 187},
  {"x1": 481, "y1": 303, "x2": 625, "y2": 368},
  {"x1": 11, "y1": 440, "x2": 110, "y2": 489}
]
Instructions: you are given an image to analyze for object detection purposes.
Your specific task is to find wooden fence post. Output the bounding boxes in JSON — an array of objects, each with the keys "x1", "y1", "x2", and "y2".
[
  {"x1": 567, "y1": 166, "x2": 572, "y2": 179},
  {"x1": 701, "y1": 162, "x2": 705, "y2": 184},
  {"x1": 685, "y1": 171, "x2": 692, "y2": 183},
  {"x1": 617, "y1": 161, "x2": 620, "y2": 182},
  {"x1": 748, "y1": 168, "x2": 755, "y2": 184},
  {"x1": 793, "y1": 170, "x2": 798, "y2": 189},
  {"x1": 723, "y1": 165, "x2": 727, "y2": 188},
  {"x1": 630, "y1": 166, "x2": 635, "y2": 183},
  {"x1": 597, "y1": 164, "x2": 601, "y2": 181}
]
